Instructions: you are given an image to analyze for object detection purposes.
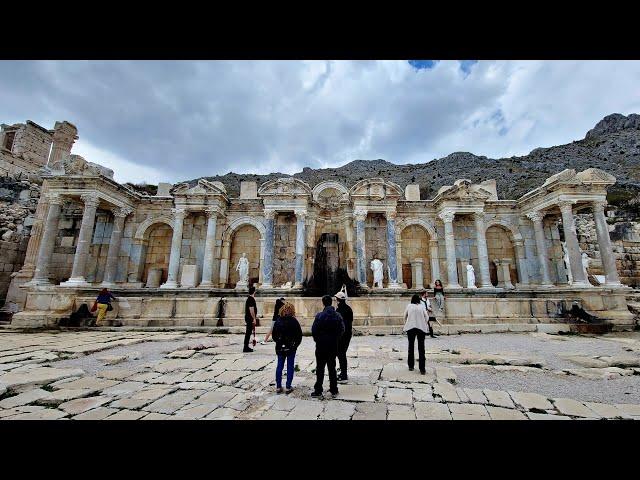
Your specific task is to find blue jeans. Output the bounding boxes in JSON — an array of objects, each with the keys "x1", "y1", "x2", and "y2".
[{"x1": 276, "y1": 350, "x2": 296, "y2": 388}]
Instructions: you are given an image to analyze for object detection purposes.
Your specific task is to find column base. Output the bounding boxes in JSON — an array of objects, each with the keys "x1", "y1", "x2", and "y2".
[
  {"x1": 23, "y1": 278, "x2": 52, "y2": 287},
  {"x1": 446, "y1": 284, "x2": 462, "y2": 289},
  {"x1": 387, "y1": 282, "x2": 402, "y2": 289},
  {"x1": 465, "y1": 285, "x2": 478, "y2": 289},
  {"x1": 260, "y1": 283, "x2": 273, "y2": 289},
  {"x1": 294, "y1": 283, "x2": 303, "y2": 289},
  {"x1": 100, "y1": 282, "x2": 117, "y2": 288},
  {"x1": 198, "y1": 282, "x2": 215, "y2": 289},
  {"x1": 60, "y1": 277, "x2": 90, "y2": 287},
  {"x1": 160, "y1": 281, "x2": 179, "y2": 289}
]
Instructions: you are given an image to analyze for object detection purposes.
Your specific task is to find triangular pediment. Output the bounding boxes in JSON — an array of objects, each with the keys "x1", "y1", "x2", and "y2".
[
  {"x1": 258, "y1": 177, "x2": 312, "y2": 197},
  {"x1": 349, "y1": 178, "x2": 403, "y2": 200}
]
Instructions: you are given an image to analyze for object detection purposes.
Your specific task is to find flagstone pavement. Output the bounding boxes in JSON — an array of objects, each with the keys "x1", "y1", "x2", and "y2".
[{"x1": 1, "y1": 328, "x2": 639, "y2": 420}]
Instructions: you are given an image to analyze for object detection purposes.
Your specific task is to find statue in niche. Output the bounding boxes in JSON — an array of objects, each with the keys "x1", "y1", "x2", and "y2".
[
  {"x1": 235, "y1": 253, "x2": 249, "y2": 287},
  {"x1": 562, "y1": 241, "x2": 573, "y2": 284},
  {"x1": 581, "y1": 252, "x2": 591, "y2": 282},
  {"x1": 371, "y1": 256, "x2": 384, "y2": 288},
  {"x1": 466, "y1": 264, "x2": 477, "y2": 288}
]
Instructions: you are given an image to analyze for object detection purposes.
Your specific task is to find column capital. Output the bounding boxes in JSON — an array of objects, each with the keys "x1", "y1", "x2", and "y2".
[
  {"x1": 113, "y1": 206, "x2": 133, "y2": 218},
  {"x1": 171, "y1": 207, "x2": 187, "y2": 219},
  {"x1": 264, "y1": 209, "x2": 276, "y2": 220},
  {"x1": 80, "y1": 193, "x2": 100, "y2": 208},
  {"x1": 525, "y1": 210, "x2": 545, "y2": 223},
  {"x1": 385, "y1": 210, "x2": 397, "y2": 220},
  {"x1": 557, "y1": 200, "x2": 575, "y2": 213},
  {"x1": 592, "y1": 200, "x2": 607, "y2": 214},
  {"x1": 294, "y1": 209, "x2": 307, "y2": 219},
  {"x1": 205, "y1": 205, "x2": 223, "y2": 218},
  {"x1": 473, "y1": 211, "x2": 485, "y2": 222},
  {"x1": 438, "y1": 211, "x2": 455, "y2": 223},
  {"x1": 353, "y1": 208, "x2": 368, "y2": 222},
  {"x1": 47, "y1": 193, "x2": 64, "y2": 205},
  {"x1": 513, "y1": 239, "x2": 525, "y2": 247}
]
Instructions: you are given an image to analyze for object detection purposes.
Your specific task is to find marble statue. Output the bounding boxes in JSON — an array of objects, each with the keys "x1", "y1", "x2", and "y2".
[
  {"x1": 466, "y1": 264, "x2": 477, "y2": 288},
  {"x1": 581, "y1": 252, "x2": 590, "y2": 281},
  {"x1": 562, "y1": 241, "x2": 573, "y2": 284},
  {"x1": 371, "y1": 257, "x2": 384, "y2": 288},
  {"x1": 235, "y1": 253, "x2": 249, "y2": 286}
]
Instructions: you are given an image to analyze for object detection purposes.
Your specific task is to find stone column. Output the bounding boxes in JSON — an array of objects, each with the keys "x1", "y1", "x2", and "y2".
[
  {"x1": 47, "y1": 121, "x2": 78, "y2": 166},
  {"x1": 160, "y1": 208, "x2": 187, "y2": 289},
  {"x1": 294, "y1": 209, "x2": 306, "y2": 287},
  {"x1": 200, "y1": 206, "x2": 221, "y2": 287},
  {"x1": 396, "y1": 239, "x2": 403, "y2": 285},
  {"x1": 473, "y1": 212, "x2": 492, "y2": 287},
  {"x1": 101, "y1": 207, "x2": 132, "y2": 287},
  {"x1": 513, "y1": 240, "x2": 530, "y2": 286},
  {"x1": 592, "y1": 201, "x2": 621, "y2": 285},
  {"x1": 429, "y1": 239, "x2": 440, "y2": 287},
  {"x1": 411, "y1": 258, "x2": 424, "y2": 290},
  {"x1": 218, "y1": 241, "x2": 231, "y2": 287},
  {"x1": 559, "y1": 201, "x2": 588, "y2": 285},
  {"x1": 494, "y1": 259, "x2": 514, "y2": 289},
  {"x1": 526, "y1": 211, "x2": 553, "y2": 287},
  {"x1": 61, "y1": 193, "x2": 100, "y2": 287},
  {"x1": 354, "y1": 208, "x2": 368, "y2": 286},
  {"x1": 261, "y1": 209, "x2": 276, "y2": 288},
  {"x1": 439, "y1": 211, "x2": 460, "y2": 288},
  {"x1": 26, "y1": 194, "x2": 64, "y2": 285},
  {"x1": 386, "y1": 211, "x2": 400, "y2": 288}
]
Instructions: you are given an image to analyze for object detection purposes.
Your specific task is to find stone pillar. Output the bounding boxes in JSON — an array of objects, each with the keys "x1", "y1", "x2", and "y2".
[
  {"x1": 386, "y1": 211, "x2": 400, "y2": 288},
  {"x1": 513, "y1": 240, "x2": 530, "y2": 286},
  {"x1": 592, "y1": 201, "x2": 621, "y2": 285},
  {"x1": 354, "y1": 208, "x2": 368, "y2": 286},
  {"x1": 200, "y1": 206, "x2": 221, "y2": 287},
  {"x1": 161, "y1": 208, "x2": 187, "y2": 289},
  {"x1": 429, "y1": 239, "x2": 440, "y2": 287},
  {"x1": 261, "y1": 209, "x2": 276, "y2": 288},
  {"x1": 559, "y1": 201, "x2": 588, "y2": 285},
  {"x1": 411, "y1": 258, "x2": 424, "y2": 290},
  {"x1": 47, "y1": 121, "x2": 78, "y2": 166},
  {"x1": 439, "y1": 211, "x2": 460, "y2": 288},
  {"x1": 526, "y1": 211, "x2": 553, "y2": 287},
  {"x1": 101, "y1": 207, "x2": 131, "y2": 287},
  {"x1": 26, "y1": 194, "x2": 64, "y2": 285},
  {"x1": 61, "y1": 193, "x2": 100, "y2": 287},
  {"x1": 218, "y1": 241, "x2": 231, "y2": 288},
  {"x1": 294, "y1": 209, "x2": 306, "y2": 287},
  {"x1": 494, "y1": 259, "x2": 514, "y2": 289},
  {"x1": 473, "y1": 212, "x2": 492, "y2": 287}
]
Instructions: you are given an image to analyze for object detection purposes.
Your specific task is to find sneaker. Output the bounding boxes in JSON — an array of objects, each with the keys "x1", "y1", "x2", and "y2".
[
  {"x1": 420, "y1": 370, "x2": 426, "y2": 375},
  {"x1": 243, "y1": 347, "x2": 254, "y2": 353},
  {"x1": 330, "y1": 391, "x2": 339, "y2": 398},
  {"x1": 310, "y1": 391, "x2": 323, "y2": 398},
  {"x1": 276, "y1": 387, "x2": 283, "y2": 394},
  {"x1": 338, "y1": 376, "x2": 348, "y2": 383},
  {"x1": 285, "y1": 387, "x2": 294, "y2": 394},
  {"x1": 260, "y1": 341, "x2": 268, "y2": 345},
  {"x1": 408, "y1": 367, "x2": 414, "y2": 371}
]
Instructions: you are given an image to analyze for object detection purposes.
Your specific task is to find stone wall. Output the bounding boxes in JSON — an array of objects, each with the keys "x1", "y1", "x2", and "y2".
[
  {"x1": 10, "y1": 122, "x2": 52, "y2": 167},
  {"x1": 365, "y1": 213, "x2": 388, "y2": 285},
  {"x1": 142, "y1": 224, "x2": 172, "y2": 285},
  {"x1": 486, "y1": 225, "x2": 518, "y2": 285},
  {"x1": 272, "y1": 213, "x2": 296, "y2": 286},
  {"x1": 228, "y1": 224, "x2": 261, "y2": 288},
  {"x1": 0, "y1": 239, "x2": 28, "y2": 302},
  {"x1": 400, "y1": 225, "x2": 431, "y2": 288}
]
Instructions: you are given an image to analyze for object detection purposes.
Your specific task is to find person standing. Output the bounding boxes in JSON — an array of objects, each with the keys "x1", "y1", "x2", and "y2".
[
  {"x1": 94, "y1": 288, "x2": 115, "y2": 327},
  {"x1": 433, "y1": 279, "x2": 445, "y2": 312},
  {"x1": 243, "y1": 286, "x2": 258, "y2": 352},
  {"x1": 311, "y1": 295, "x2": 345, "y2": 398},
  {"x1": 272, "y1": 302, "x2": 303, "y2": 394},
  {"x1": 261, "y1": 296, "x2": 285, "y2": 345},
  {"x1": 335, "y1": 286, "x2": 353, "y2": 382},
  {"x1": 403, "y1": 294, "x2": 430, "y2": 374},
  {"x1": 421, "y1": 290, "x2": 439, "y2": 338}
]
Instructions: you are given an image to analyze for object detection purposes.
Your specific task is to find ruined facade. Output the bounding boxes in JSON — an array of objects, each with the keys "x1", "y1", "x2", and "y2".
[{"x1": 0, "y1": 121, "x2": 633, "y2": 330}]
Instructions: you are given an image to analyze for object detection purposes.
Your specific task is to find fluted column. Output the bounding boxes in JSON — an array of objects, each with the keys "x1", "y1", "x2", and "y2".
[
  {"x1": 513, "y1": 240, "x2": 529, "y2": 286},
  {"x1": 592, "y1": 201, "x2": 621, "y2": 285},
  {"x1": 386, "y1": 211, "x2": 400, "y2": 288},
  {"x1": 526, "y1": 211, "x2": 553, "y2": 286},
  {"x1": 200, "y1": 206, "x2": 221, "y2": 287},
  {"x1": 62, "y1": 193, "x2": 100, "y2": 286},
  {"x1": 160, "y1": 208, "x2": 187, "y2": 288},
  {"x1": 294, "y1": 209, "x2": 307, "y2": 287},
  {"x1": 473, "y1": 212, "x2": 492, "y2": 287},
  {"x1": 26, "y1": 194, "x2": 64, "y2": 285},
  {"x1": 261, "y1": 209, "x2": 276, "y2": 288},
  {"x1": 559, "y1": 201, "x2": 587, "y2": 285},
  {"x1": 101, "y1": 207, "x2": 132, "y2": 287},
  {"x1": 439, "y1": 211, "x2": 460, "y2": 288},
  {"x1": 354, "y1": 208, "x2": 368, "y2": 286}
]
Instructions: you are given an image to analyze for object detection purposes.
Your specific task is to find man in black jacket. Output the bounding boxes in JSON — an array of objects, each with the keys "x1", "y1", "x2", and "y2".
[
  {"x1": 335, "y1": 290, "x2": 353, "y2": 382},
  {"x1": 311, "y1": 295, "x2": 345, "y2": 398}
]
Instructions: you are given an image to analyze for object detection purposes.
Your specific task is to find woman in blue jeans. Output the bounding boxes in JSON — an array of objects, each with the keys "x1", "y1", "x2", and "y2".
[{"x1": 271, "y1": 301, "x2": 303, "y2": 394}]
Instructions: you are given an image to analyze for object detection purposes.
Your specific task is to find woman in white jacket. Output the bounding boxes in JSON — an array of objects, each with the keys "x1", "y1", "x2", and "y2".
[{"x1": 403, "y1": 294, "x2": 430, "y2": 374}]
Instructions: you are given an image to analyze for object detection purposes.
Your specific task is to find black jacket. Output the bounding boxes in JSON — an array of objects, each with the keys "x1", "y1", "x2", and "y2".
[
  {"x1": 336, "y1": 301, "x2": 353, "y2": 332},
  {"x1": 272, "y1": 315, "x2": 303, "y2": 355},
  {"x1": 311, "y1": 306, "x2": 345, "y2": 351}
]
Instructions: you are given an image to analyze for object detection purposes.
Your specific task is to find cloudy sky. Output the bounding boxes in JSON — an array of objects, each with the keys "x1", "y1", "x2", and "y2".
[{"x1": 1, "y1": 60, "x2": 639, "y2": 185}]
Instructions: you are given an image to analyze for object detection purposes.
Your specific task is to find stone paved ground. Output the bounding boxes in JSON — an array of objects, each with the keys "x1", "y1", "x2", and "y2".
[{"x1": 1, "y1": 329, "x2": 639, "y2": 420}]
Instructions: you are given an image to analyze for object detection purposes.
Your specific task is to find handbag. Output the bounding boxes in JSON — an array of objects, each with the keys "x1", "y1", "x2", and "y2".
[
  {"x1": 91, "y1": 301, "x2": 98, "y2": 313},
  {"x1": 107, "y1": 303, "x2": 114, "y2": 312}
]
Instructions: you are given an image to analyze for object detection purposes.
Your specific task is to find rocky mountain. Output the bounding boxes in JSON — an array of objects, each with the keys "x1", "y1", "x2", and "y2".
[{"x1": 187, "y1": 113, "x2": 640, "y2": 209}]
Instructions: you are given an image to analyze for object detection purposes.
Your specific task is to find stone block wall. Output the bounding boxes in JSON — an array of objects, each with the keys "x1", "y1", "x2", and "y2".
[
  {"x1": 272, "y1": 213, "x2": 296, "y2": 286},
  {"x1": 228, "y1": 224, "x2": 261, "y2": 287},
  {"x1": 485, "y1": 225, "x2": 518, "y2": 285},
  {"x1": 400, "y1": 225, "x2": 431, "y2": 288},
  {"x1": 365, "y1": 213, "x2": 388, "y2": 285},
  {"x1": 10, "y1": 122, "x2": 52, "y2": 167},
  {"x1": 142, "y1": 223, "x2": 172, "y2": 284},
  {"x1": 0, "y1": 239, "x2": 28, "y2": 303}
]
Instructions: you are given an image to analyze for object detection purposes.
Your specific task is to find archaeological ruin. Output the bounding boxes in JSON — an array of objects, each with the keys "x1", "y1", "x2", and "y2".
[{"x1": 0, "y1": 119, "x2": 635, "y2": 331}]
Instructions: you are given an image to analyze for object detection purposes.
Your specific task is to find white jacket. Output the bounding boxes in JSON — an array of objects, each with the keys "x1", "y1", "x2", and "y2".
[{"x1": 403, "y1": 303, "x2": 430, "y2": 333}]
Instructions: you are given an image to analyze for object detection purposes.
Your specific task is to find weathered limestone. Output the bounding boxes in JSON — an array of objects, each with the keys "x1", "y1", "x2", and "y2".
[
  {"x1": 261, "y1": 209, "x2": 275, "y2": 288},
  {"x1": 494, "y1": 259, "x2": 514, "y2": 289},
  {"x1": 354, "y1": 208, "x2": 367, "y2": 286},
  {"x1": 592, "y1": 201, "x2": 621, "y2": 285},
  {"x1": 559, "y1": 201, "x2": 588, "y2": 285},
  {"x1": 61, "y1": 193, "x2": 100, "y2": 286},
  {"x1": 26, "y1": 194, "x2": 63, "y2": 285},
  {"x1": 294, "y1": 209, "x2": 306, "y2": 287},
  {"x1": 101, "y1": 207, "x2": 131, "y2": 287},
  {"x1": 411, "y1": 258, "x2": 424, "y2": 290},
  {"x1": 386, "y1": 211, "x2": 400, "y2": 288},
  {"x1": 439, "y1": 211, "x2": 460, "y2": 288},
  {"x1": 474, "y1": 212, "x2": 492, "y2": 287},
  {"x1": 526, "y1": 211, "x2": 553, "y2": 286},
  {"x1": 160, "y1": 208, "x2": 186, "y2": 288},
  {"x1": 199, "y1": 206, "x2": 220, "y2": 287}
]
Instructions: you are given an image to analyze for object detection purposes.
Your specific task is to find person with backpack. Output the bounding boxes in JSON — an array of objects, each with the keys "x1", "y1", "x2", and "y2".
[
  {"x1": 311, "y1": 295, "x2": 345, "y2": 398},
  {"x1": 93, "y1": 288, "x2": 116, "y2": 327},
  {"x1": 271, "y1": 301, "x2": 303, "y2": 394}
]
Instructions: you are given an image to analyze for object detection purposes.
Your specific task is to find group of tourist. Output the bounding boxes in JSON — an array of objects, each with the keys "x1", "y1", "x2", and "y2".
[{"x1": 243, "y1": 281, "x2": 445, "y2": 398}]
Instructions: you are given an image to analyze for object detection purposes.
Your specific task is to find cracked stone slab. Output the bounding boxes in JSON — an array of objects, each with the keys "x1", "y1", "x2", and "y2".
[
  {"x1": 526, "y1": 412, "x2": 571, "y2": 420},
  {"x1": 415, "y1": 402, "x2": 452, "y2": 420},
  {"x1": 96, "y1": 355, "x2": 129, "y2": 366},
  {"x1": 433, "y1": 383, "x2": 460, "y2": 403},
  {"x1": 97, "y1": 369, "x2": 141, "y2": 380},
  {"x1": 148, "y1": 372, "x2": 190, "y2": 384},
  {"x1": 0, "y1": 366, "x2": 85, "y2": 390},
  {"x1": 509, "y1": 391, "x2": 553, "y2": 411},
  {"x1": 385, "y1": 387, "x2": 413, "y2": 405},
  {"x1": 59, "y1": 396, "x2": 113, "y2": 415},
  {"x1": 166, "y1": 350, "x2": 196, "y2": 359},
  {"x1": 174, "y1": 403, "x2": 219, "y2": 419},
  {"x1": 108, "y1": 397, "x2": 153, "y2": 410},
  {"x1": 106, "y1": 409, "x2": 148, "y2": 420},
  {"x1": 380, "y1": 363, "x2": 436, "y2": 383},
  {"x1": 482, "y1": 389, "x2": 516, "y2": 409},
  {"x1": 486, "y1": 406, "x2": 527, "y2": 420},
  {"x1": 463, "y1": 388, "x2": 489, "y2": 405},
  {"x1": 614, "y1": 403, "x2": 640, "y2": 417},
  {"x1": 131, "y1": 386, "x2": 178, "y2": 401},
  {"x1": 50, "y1": 376, "x2": 119, "y2": 391},
  {"x1": 583, "y1": 402, "x2": 631, "y2": 419},
  {"x1": 258, "y1": 409, "x2": 290, "y2": 420},
  {"x1": 551, "y1": 398, "x2": 600, "y2": 418},
  {"x1": 127, "y1": 372, "x2": 162, "y2": 382},
  {"x1": 0, "y1": 388, "x2": 51, "y2": 408},
  {"x1": 204, "y1": 407, "x2": 239, "y2": 420},
  {"x1": 387, "y1": 404, "x2": 416, "y2": 420},
  {"x1": 7, "y1": 408, "x2": 68, "y2": 420},
  {"x1": 449, "y1": 403, "x2": 491, "y2": 420},
  {"x1": 144, "y1": 389, "x2": 206, "y2": 414},
  {"x1": 321, "y1": 400, "x2": 356, "y2": 420},
  {"x1": 37, "y1": 388, "x2": 100, "y2": 406},
  {"x1": 287, "y1": 399, "x2": 324, "y2": 420},
  {"x1": 191, "y1": 390, "x2": 240, "y2": 408},
  {"x1": 435, "y1": 366, "x2": 457, "y2": 384},
  {"x1": 352, "y1": 402, "x2": 387, "y2": 420},
  {"x1": 101, "y1": 381, "x2": 147, "y2": 398},
  {"x1": 72, "y1": 407, "x2": 120, "y2": 420},
  {"x1": 335, "y1": 384, "x2": 377, "y2": 402}
]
